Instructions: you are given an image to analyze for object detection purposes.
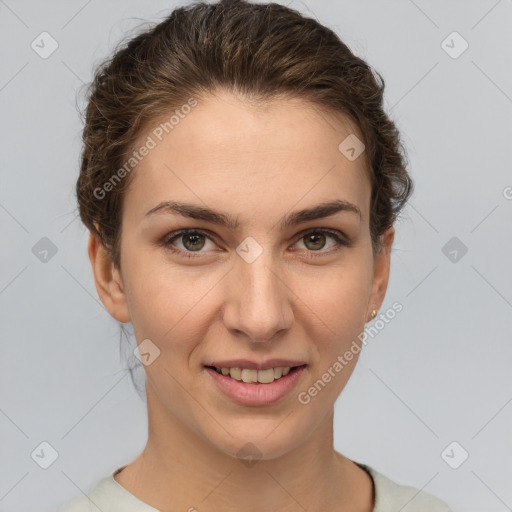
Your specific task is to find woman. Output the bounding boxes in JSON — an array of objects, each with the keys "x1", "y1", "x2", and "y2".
[{"x1": 59, "y1": 0, "x2": 453, "y2": 510}]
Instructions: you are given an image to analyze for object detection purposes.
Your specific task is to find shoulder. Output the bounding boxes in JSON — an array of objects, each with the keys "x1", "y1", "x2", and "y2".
[
  {"x1": 56, "y1": 469, "x2": 159, "y2": 512},
  {"x1": 56, "y1": 494, "x2": 92, "y2": 512},
  {"x1": 355, "y1": 462, "x2": 453, "y2": 512},
  {"x1": 56, "y1": 473, "x2": 122, "y2": 512}
]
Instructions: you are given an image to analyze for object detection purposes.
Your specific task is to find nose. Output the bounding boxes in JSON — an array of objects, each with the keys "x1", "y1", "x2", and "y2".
[{"x1": 221, "y1": 252, "x2": 294, "y2": 343}]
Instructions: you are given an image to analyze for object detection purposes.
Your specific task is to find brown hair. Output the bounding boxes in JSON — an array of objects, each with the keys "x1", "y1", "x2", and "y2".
[{"x1": 76, "y1": 0, "x2": 413, "y2": 272}]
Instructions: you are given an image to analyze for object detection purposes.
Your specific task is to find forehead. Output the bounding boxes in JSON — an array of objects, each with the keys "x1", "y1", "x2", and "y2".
[{"x1": 123, "y1": 91, "x2": 371, "y2": 227}]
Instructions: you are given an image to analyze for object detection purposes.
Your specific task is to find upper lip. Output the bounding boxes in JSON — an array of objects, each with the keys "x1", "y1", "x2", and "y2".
[{"x1": 205, "y1": 359, "x2": 307, "y2": 370}]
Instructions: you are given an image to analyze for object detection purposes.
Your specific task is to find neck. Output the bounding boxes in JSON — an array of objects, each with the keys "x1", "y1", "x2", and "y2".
[{"x1": 114, "y1": 384, "x2": 374, "y2": 512}]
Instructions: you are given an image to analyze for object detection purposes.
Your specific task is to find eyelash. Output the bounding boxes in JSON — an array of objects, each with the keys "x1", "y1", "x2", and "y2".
[{"x1": 160, "y1": 228, "x2": 350, "y2": 259}]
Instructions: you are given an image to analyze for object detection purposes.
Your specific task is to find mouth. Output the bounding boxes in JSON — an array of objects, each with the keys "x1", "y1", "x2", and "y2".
[
  {"x1": 204, "y1": 364, "x2": 307, "y2": 384},
  {"x1": 203, "y1": 363, "x2": 308, "y2": 406}
]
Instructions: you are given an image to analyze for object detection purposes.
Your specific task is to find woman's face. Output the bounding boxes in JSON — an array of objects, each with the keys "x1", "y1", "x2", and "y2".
[{"x1": 92, "y1": 90, "x2": 393, "y2": 461}]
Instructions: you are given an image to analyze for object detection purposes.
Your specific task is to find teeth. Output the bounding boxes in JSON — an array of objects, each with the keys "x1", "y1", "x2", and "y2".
[
  {"x1": 216, "y1": 366, "x2": 295, "y2": 384},
  {"x1": 229, "y1": 368, "x2": 242, "y2": 380}
]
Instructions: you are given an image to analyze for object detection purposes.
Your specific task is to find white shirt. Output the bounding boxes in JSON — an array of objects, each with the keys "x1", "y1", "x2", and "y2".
[{"x1": 57, "y1": 461, "x2": 453, "y2": 511}]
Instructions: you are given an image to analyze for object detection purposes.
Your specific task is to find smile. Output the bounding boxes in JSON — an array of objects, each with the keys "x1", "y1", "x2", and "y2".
[
  {"x1": 207, "y1": 365, "x2": 304, "y2": 384},
  {"x1": 204, "y1": 364, "x2": 307, "y2": 406}
]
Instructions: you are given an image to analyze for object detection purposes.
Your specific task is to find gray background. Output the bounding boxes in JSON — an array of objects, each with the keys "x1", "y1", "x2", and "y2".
[{"x1": 1, "y1": 1, "x2": 511, "y2": 511}]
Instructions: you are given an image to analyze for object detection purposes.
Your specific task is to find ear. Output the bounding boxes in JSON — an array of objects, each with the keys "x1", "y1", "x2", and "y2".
[
  {"x1": 366, "y1": 226, "x2": 395, "y2": 322},
  {"x1": 88, "y1": 230, "x2": 131, "y2": 323}
]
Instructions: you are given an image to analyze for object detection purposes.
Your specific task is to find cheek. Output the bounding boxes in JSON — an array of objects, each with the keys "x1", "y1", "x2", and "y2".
[
  {"x1": 124, "y1": 241, "x2": 372, "y2": 360},
  {"x1": 293, "y1": 261, "x2": 371, "y2": 391},
  {"x1": 293, "y1": 260, "x2": 371, "y2": 334},
  {"x1": 123, "y1": 255, "x2": 220, "y2": 355}
]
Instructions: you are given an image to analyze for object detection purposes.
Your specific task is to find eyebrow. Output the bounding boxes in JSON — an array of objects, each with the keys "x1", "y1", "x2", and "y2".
[{"x1": 144, "y1": 199, "x2": 362, "y2": 230}]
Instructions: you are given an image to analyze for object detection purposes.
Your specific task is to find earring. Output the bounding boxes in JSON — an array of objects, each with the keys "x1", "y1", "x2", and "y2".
[{"x1": 370, "y1": 309, "x2": 377, "y2": 319}]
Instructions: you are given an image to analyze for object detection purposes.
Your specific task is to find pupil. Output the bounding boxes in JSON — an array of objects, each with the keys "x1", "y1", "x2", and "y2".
[
  {"x1": 306, "y1": 233, "x2": 325, "y2": 250},
  {"x1": 184, "y1": 233, "x2": 205, "y2": 251}
]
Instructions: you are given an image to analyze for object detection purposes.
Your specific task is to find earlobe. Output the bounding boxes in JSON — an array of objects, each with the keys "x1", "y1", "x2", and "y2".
[
  {"x1": 88, "y1": 231, "x2": 131, "y2": 323},
  {"x1": 367, "y1": 226, "x2": 395, "y2": 321}
]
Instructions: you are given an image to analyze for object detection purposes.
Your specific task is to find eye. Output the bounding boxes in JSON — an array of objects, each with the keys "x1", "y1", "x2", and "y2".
[
  {"x1": 292, "y1": 228, "x2": 349, "y2": 256},
  {"x1": 161, "y1": 229, "x2": 217, "y2": 258},
  {"x1": 160, "y1": 228, "x2": 350, "y2": 259}
]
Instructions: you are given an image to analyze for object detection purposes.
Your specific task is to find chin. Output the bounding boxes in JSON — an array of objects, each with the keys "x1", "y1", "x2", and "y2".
[{"x1": 199, "y1": 417, "x2": 311, "y2": 464}]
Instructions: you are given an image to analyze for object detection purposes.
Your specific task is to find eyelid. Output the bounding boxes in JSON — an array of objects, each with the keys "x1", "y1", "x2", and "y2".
[
  {"x1": 291, "y1": 227, "x2": 350, "y2": 255},
  {"x1": 295, "y1": 227, "x2": 349, "y2": 242},
  {"x1": 160, "y1": 228, "x2": 218, "y2": 257}
]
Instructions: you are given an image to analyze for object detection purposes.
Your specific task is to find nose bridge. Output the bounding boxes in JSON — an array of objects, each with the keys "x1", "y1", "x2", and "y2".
[{"x1": 224, "y1": 243, "x2": 292, "y2": 342}]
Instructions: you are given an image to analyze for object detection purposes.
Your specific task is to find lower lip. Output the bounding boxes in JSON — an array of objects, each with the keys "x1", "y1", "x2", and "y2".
[{"x1": 204, "y1": 366, "x2": 307, "y2": 406}]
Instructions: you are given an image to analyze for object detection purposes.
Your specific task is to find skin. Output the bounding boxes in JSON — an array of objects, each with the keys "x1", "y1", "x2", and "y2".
[{"x1": 89, "y1": 89, "x2": 394, "y2": 512}]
